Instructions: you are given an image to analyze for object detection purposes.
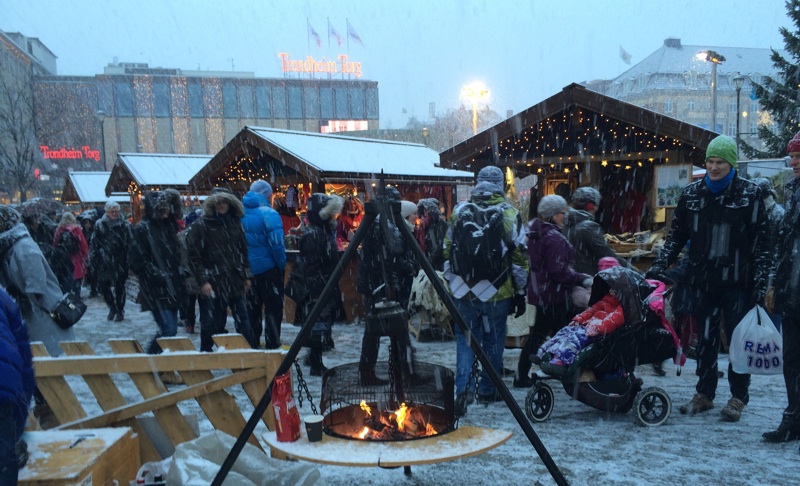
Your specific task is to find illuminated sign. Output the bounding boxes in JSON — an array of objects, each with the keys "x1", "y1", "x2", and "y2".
[
  {"x1": 278, "y1": 53, "x2": 362, "y2": 78},
  {"x1": 40, "y1": 145, "x2": 101, "y2": 161},
  {"x1": 320, "y1": 120, "x2": 369, "y2": 133}
]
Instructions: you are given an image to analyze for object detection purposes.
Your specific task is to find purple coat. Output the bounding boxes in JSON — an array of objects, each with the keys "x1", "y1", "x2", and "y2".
[{"x1": 526, "y1": 218, "x2": 586, "y2": 307}]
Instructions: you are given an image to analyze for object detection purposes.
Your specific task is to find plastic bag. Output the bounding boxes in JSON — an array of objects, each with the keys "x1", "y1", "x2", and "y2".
[
  {"x1": 272, "y1": 372, "x2": 301, "y2": 442},
  {"x1": 729, "y1": 305, "x2": 783, "y2": 375}
]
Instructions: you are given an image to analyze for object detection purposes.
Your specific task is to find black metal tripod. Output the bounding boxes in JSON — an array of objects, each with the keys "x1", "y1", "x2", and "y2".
[{"x1": 212, "y1": 177, "x2": 568, "y2": 486}]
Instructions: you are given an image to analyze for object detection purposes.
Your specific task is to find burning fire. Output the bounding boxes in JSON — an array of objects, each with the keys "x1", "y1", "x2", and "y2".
[{"x1": 355, "y1": 400, "x2": 438, "y2": 440}]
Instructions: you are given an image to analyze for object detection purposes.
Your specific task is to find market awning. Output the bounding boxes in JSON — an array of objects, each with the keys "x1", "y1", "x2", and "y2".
[
  {"x1": 189, "y1": 127, "x2": 475, "y2": 192},
  {"x1": 106, "y1": 153, "x2": 212, "y2": 195},
  {"x1": 62, "y1": 171, "x2": 129, "y2": 205}
]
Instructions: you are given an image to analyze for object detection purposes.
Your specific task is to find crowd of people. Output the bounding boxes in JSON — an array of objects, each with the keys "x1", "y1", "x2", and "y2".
[{"x1": 1, "y1": 131, "x2": 800, "y2": 479}]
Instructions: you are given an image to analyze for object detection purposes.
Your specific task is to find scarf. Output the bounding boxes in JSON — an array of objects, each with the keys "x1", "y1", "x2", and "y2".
[{"x1": 704, "y1": 168, "x2": 736, "y2": 194}]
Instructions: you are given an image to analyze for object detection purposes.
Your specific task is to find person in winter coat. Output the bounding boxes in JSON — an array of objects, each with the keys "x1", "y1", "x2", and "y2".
[
  {"x1": 443, "y1": 166, "x2": 528, "y2": 416},
  {"x1": 335, "y1": 195, "x2": 364, "y2": 248},
  {"x1": 186, "y1": 189, "x2": 256, "y2": 352},
  {"x1": 415, "y1": 198, "x2": 448, "y2": 271},
  {"x1": 516, "y1": 195, "x2": 592, "y2": 388},
  {"x1": 356, "y1": 188, "x2": 418, "y2": 385},
  {"x1": 21, "y1": 214, "x2": 72, "y2": 293},
  {"x1": 53, "y1": 212, "x2": 89, "y2": 296},
  {"x1": 562, "y1": 186, "x2": 624, "y2": 275},
  {"x1": 763, "y1": 131, "x2": 800, "y2": 442},
  {"x1": 0, "y1": 206, "x2": 74, "y2": 357},
  {"x1": 753, "y1": 177, "x2": 785, "y2": 331},
  {"x1": 0, "y1": 287, "x2": 35, "y2": 484},
  {"x1": 90, "y1": 201, "x2": 132, "y2": 322},
  {"x1": 78, "y1": 210, "x2": 99, "y2": 298},
  {"x1": 241, "y1": 180, "x2": 287, "y2": 350},
  {"x1": 646, "y1": 135, "x2": 770, "y2": 422},
  {"x1": 285, "y1": 193, "x2": 343, "y2": 376},
  {"x1": 129, "y1": 190, "x2": 186, "y2": 355}
]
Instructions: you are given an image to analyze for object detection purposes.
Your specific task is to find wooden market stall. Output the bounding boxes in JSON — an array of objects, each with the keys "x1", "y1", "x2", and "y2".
[
  {"x1": 439, "y1": 83, "x2": 720, "y2": 261},
  {"x1": 61, "y1": 171, "x2": 129, "y2": 211},
  {"x1": 189, "y1": 126, "x2": 475, "y2": 323},
  {"x1": 104, "y1": 153, "x2": 212, "y2": 222}
]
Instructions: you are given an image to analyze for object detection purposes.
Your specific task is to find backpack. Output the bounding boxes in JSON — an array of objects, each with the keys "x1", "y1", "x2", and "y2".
[
  {"x1": 449, "y1": 202, "x2": 511, "y2": 286},
  {"x1": 57, "y1": 229, "x2": 79, "y2": 255}
]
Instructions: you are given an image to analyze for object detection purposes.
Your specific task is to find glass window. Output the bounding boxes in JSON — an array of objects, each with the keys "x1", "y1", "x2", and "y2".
[
  {"x1": 288, "y1": 86, "x2": 303, "y2": 119},
  {"x1": 188, "y1": 82, "x2": 204, "y2": 117},
  {"x1": 272, "y1": 86, "x2": 287, "y2": 118},
  {"x1": 350, "y1": 88, "x2": 364, "y2": 118},
  {"x1": 334, "y1": 87, "x2": 349, "y2": 118},
  {"x1": 663, "y1": 100, "x2": 673, "y2": 113},
  {"x1": 366, "y1": 87, "x2": 379, "y2": 119},
  {"x1": 303, "y1": 86, "x2": 319, "y2": 118},
  {"x1": 223, "y1": 83, "x2": 238, "y2": 118},
  {"x1": 687, "y1": 100, "x2": 695, "y2": 111},
  {"x1": 239, "y1": 85, "x2": 255, "y2": 118},
  {"x1": 153, "y1": 81, "x2": 170, "y2": 117},
  {"x1": 320, "y1": 87, "x2": 333, "y2": 118},
  {"x1": 256, "y1": 86, "x2": 270, "y2": 118},
  {"x1": 114, "y1": 80, "x2": 133, "y2": 116}
]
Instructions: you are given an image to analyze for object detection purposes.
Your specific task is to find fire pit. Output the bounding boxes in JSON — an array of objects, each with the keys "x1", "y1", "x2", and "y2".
[{"x1": 319, "y1": 362, "x2": 456, "y2": 441}]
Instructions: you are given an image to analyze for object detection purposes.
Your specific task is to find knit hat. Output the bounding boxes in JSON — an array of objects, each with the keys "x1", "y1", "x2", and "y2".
[
  {"x1": 787, "y1": 131, "x2": 800, "y2": 154},
  {"x1": 400, "y1": 200, "x2": 417, "y2": 219},
  {"x1": 598, "y1": 256, "x2": 621, "y2": 272},
  {"x1": 571, "y1": 187, "x2": 601, "y2": 210},
  {"x1": 477, "y1": 166, "x2": 504, "y2": 189},
  {"x1": 249, "y1": 180, "x2": 273, "y2": 198},
  {"x1": 706, "y1": 135, "x2": 738, "y2": 169},
  {"x1": 537, "y1": 195, "x2": 568, "y2": 219},
  {"x1": 0, "y1": 205, "x2": 21, "y2": 233}
]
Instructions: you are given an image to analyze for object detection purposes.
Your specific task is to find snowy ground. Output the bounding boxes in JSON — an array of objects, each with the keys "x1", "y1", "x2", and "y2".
[{"x1": 64, "y1": 286, "x2": 798, "y2": 486}]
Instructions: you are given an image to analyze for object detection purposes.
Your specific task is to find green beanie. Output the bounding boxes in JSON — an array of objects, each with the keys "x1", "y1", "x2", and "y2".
[{"x1": 706, "y1": 135, "x2": 738, "y2": 169}]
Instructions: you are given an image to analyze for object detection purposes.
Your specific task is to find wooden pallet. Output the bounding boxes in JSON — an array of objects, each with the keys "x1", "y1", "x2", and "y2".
[{"x1": 30, "y1": 334, "x2": 286, "y2": 464}]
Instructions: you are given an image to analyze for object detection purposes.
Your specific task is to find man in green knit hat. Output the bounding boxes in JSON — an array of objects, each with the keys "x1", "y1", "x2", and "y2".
[{"x1": 646, "y1": 134, "x2": 771, "y2": 422}]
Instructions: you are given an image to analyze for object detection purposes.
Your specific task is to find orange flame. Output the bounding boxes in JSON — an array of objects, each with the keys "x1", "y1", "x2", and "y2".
[
  {"x1": 394, "y1": 403, "x2": 409, "y2": 431},
  {"x1": 425, "y1": 423, "x2": 436, "y2": 436},
  {"x1": 360, "y1": 400, "x2": 372, "y2": 418},
  {"x1": 358, "y1": 427, "x2": 370, "y2": 439}
]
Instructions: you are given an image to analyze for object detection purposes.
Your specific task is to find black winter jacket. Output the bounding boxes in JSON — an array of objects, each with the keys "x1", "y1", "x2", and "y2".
[
  {"x1": 562, "y1": 209, "x2": 622, "y2": 275},
  {"x1": 653, "y1": 175, "x2": 770, "y2": 295},
  {"x1": 773, "y1": 178, "x2": 800, "y2": 314},
  {"x1": 357, "y1": 213, "x2": 417, "y2": 307},
  {"x1": 90, "y1": 215, "x2": 132, "y2": 280},
  {"x1": 129, "y1": 190, "x2": 186, "y2": 310}
]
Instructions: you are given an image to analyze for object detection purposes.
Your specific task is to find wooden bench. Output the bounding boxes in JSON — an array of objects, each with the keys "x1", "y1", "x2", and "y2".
[{"x1": 30, "y1": 334, "x2": 286, "y2": 464}]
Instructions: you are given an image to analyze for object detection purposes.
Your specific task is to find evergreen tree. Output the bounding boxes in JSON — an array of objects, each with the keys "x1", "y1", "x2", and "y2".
[{"x1": 742, "y1": 0, "x2": 800, "y2": 158}]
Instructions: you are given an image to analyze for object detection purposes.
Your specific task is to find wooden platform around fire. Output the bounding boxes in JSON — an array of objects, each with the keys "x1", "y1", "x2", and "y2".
[{"x1": 262, "y1": 425, "x2": 512, "y2": 467}]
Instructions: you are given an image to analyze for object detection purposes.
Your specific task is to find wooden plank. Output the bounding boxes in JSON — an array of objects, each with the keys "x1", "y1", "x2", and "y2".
[
  {"x1": 159, "y1": 337, "x2": 262, "y2": 450},
  {"x1": 60, "y1": 341, "x2": 161, "y2": 463},
  {"x1": 30, "y1": 343, "x2": 88, "y2": 427},
  {"x1": 107, "y1": 339, "x2": 197, "y2": 447}
]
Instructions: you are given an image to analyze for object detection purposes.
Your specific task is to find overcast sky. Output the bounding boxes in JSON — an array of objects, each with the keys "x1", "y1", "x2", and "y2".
[{"x1": 2, "y1": 0, "x2": 791, "y2": 128}]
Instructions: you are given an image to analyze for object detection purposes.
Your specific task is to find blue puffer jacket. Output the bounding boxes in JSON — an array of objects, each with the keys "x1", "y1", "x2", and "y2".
[
  {"x1": 0, "y1": 287, "x2": 35, "y2": 441},
  {"x1": 241, "y1": 191, "x2": 287, "y2": 275}
]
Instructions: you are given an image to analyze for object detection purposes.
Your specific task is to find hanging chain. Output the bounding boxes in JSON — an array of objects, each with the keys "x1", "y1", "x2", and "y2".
[
  {"x1": 293, "y1": 359, "x2": 318, "y2": 415},
  {"x1": 468, "y1": 355, "x2": 481, "y2": 400}
]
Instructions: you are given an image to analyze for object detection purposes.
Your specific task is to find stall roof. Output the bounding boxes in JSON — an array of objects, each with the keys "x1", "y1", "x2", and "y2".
[
  {"x1": 62, "y1": 171, "x2": 128, "y2": 205},
  {"x1": 440, "y1": 83, "x2": 719, "y2": 174},
  {"x1": 190, "y1": 127, "x2": 474, "y2": 192},
  {"x1": 106, "y1": 153, "x2": 212, "y2": 195}
]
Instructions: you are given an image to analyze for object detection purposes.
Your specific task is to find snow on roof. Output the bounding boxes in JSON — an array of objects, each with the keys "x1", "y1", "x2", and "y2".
[
  {"x1": 247, "y1": 127, "x2": 474, "y2": 179},
  {"x1": 66, "y1": 171, "x2": 128, "y2": 203},
  {"x1": 118, "y1": 153, "x2": 212, "y2": 186}
]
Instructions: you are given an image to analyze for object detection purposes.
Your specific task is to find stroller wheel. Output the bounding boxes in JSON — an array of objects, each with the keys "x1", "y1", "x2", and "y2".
[
  {"x1": 525, "y1": 383, "x2": 554, "y2": 423},
  {"x1": 634, "y1": 387, "x2": 671, "y2": 427}
]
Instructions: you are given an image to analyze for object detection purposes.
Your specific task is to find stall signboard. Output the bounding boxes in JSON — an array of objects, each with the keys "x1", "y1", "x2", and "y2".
[{"x1": 655, "y1": 164, "x2": 692, "y2": 208}]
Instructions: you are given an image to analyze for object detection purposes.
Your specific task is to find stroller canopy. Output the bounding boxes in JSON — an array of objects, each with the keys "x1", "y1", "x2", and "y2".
[{"x1": 589, "y1": 266, "x2": 655, "y2": 325}]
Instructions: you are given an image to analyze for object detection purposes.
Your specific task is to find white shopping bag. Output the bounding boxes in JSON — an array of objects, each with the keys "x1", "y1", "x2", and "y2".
[{"x1": 729, "y1": 305, "x2": 783, "y2": 375}]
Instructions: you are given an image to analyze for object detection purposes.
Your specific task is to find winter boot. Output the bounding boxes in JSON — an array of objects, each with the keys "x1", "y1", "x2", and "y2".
[
  {"x1": 114, "y1": 311, "x2": 124, "y2": 322},
  {"x1": 308, "y1": 348, "x2": 327, "y2": 377},
  {"x1": 679, "y1": 393, "x2": 713, "y2": 415},
  {"x1": 721, "y1": 398, "x2": 746, "y2": 422},
  {"x1": 763, "y1": 413, "x2": 800, "y2": 442},
  {"x1": 513, "y1": 372, "x2": 535, "y2": 389},
  {"x1": 107, "y1": 309, "x2": 116, "y2": 321}
]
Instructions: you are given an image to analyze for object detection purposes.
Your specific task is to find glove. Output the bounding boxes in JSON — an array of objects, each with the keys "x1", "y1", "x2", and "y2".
[
  {"x1": 645, "y1": 265, "x2": 666, "y2": 281},
  {"x1": 511, "y1": 294, "x2": 526, "y2": 318},
  {"x1": 764, "y1": 286, "x2": 775, "y2": 314}
]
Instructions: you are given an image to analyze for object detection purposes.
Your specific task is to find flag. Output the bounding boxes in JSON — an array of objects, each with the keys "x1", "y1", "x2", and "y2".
[
  {"x1": 347, "y1": 19, "x2": 363, "y2": 45},
  {"x1": 328, "y1": 19, "x2": 343, "y2": 47},
  {"x1": 308, "y1": 20, "x2": 322, "y2": 48},
  {"x1": 619, "y1": 45, "x2": 632, "y2": 65}
]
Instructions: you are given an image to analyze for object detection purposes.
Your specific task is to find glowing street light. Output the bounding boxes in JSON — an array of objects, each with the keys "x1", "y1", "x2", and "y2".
[
  {"x1": 461, "y1": 82, "x2": 490, "y2": 136},
  {"x1": 696, "y1": 50, "x2": 726, "y2": 132}
]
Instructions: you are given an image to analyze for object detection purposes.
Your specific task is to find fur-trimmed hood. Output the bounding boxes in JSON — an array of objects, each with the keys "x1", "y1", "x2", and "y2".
[
  {"x1": 306, "y1": 193, "x2": 343, "y2": 227},
  {"x1": 203, "y1": 192, "x2": 244, "y2": 219},
  {"x1": 142, "y1": 189, "x2": 183, "y2": 221}
]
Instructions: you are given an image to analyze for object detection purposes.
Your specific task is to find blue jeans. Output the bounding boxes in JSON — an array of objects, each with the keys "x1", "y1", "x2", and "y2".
[
  {"x1": 0, "y1": 403, "x2": 19, "y2": 485},
  {"x1": 147, "y1": 305, "x2": 178, "y2": 354},
  {"x1": 454, "y1": 298, "x2": 510, "y2": 397}
]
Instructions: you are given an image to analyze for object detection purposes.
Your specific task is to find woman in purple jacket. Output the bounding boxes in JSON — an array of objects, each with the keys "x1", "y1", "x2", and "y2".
[{"x1": 514, "y1": 195, "x2": 591, "y2": 388}]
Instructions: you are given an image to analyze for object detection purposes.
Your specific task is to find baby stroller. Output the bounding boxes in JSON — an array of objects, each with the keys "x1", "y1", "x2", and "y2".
[{"x1": 524, "y1": 266, "x2": 684, "y2": 427}]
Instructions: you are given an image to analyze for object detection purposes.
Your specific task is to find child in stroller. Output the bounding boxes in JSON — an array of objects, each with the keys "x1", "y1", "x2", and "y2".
[{"x1": 524, "y1": 265, "x2": 685, "y2": 426}]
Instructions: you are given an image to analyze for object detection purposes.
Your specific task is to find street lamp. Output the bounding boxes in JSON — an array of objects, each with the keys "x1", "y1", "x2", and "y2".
[
  {"x1": 461, "y1": 82, "x2": 490, "y2": 136},
  {"x1": 733, "y1": 74, "x2": 747, "y2": 146},
  {"x1": 696, "y1": 50, "x2": 726, "y2": 132},
  {"x1": 422, "y1": 127, "x2": 429, "y2": 146},
  {"x1": 96, "y1": 109, "x2": 107, "y2": 171}
]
